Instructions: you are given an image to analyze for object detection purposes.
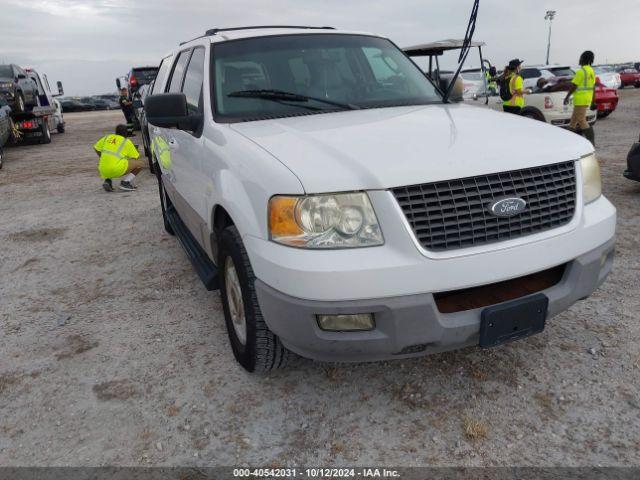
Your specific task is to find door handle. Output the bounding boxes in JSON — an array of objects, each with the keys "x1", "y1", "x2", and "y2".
[{"x1": 168, "y1": 138, "x2": 178, "y2": 148}]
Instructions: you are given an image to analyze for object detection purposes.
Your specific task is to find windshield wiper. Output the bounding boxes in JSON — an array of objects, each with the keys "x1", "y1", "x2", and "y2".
[{"x1": 227, "y1": 89, "x2": 360, "y2": 110}]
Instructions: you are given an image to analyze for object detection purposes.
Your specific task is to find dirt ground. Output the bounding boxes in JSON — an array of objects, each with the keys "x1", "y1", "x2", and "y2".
[{"x1": 1, "y1": 93, "x2": 639, "y2": 468}]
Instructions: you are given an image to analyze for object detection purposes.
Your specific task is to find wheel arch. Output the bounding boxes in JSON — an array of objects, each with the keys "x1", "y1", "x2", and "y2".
[{"x1": 521, "y1": 106, "x2": 546, "y2": 122}]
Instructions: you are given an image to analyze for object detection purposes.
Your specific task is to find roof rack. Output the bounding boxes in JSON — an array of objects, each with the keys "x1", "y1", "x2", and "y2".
[
  {"x1": 180, "y1": 25, "x2": 335, "y2": 46},
  {"x1": 204, "y1": 25, "x2": 335, "y2": 36}
]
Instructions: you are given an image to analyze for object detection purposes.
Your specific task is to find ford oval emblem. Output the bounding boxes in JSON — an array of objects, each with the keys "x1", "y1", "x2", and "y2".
[{"x1": 489, "y1": 197, "x2": 527, "y2": 217}]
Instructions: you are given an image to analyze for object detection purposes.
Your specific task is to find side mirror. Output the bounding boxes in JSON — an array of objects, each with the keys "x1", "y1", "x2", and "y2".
[
  {"x1": 56, "y1": 81, "x2": 64, "y2": 97},
  {"x1": 17, "y1": 74, "x2": 26, "y2": 79},
  {"x1": 145, "y1": 93, "x2": 202, "y2": 131},
  {"x1": 116, "y1": 78, "x2": 122, "y2": 89}
]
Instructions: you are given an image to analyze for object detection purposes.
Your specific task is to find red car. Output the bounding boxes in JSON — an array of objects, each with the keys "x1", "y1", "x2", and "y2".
[
  {"x1": 594, "y1": 78, "x2": 619, "y2": 118},
  {"x1": 618, "y1": 68, "x2": 640, "y2": 88}
]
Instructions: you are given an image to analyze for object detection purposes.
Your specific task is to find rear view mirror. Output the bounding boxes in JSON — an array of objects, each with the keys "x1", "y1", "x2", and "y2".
[
  {"x1": 116, "y1": 78, "x2": 122, "y2": 89},
  {"x1": 17, "y1": 74, "x2": 26, "y2": 79},
  {"x1": 145, "y1": 93, "x2": 202, "y2": 131},
  {"x1": 56, "y1": 81, "x2": 64, "y2": 97}
]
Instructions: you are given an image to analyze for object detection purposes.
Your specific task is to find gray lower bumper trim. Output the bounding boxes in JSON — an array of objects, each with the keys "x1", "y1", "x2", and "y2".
[{"x1": 255, "y1": 239, "x2": 615, "y2": 362}]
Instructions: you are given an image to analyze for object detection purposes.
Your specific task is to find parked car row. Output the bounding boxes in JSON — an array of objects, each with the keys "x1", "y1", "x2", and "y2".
[{"x1": 58, "y1": 95, "x2": 119, "y2": 112}]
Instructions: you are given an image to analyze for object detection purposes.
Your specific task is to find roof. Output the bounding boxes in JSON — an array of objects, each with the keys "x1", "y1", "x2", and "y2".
[
  {"x1": 180, "y1": 26, "x2": 377, "y2": 46},
  {"x1": 403, "y1": 39, "x2": 485, "y2": 56}
]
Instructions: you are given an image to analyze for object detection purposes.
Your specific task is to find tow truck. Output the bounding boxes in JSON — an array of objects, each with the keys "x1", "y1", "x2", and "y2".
[{"x1": 11, "y1": 69, "x2": 64, "y2": 144}]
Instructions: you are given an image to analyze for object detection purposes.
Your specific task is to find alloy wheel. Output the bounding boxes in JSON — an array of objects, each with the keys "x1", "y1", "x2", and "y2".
[{"x1": 224, "y1": 256, "x2": 247, "y2": 346}]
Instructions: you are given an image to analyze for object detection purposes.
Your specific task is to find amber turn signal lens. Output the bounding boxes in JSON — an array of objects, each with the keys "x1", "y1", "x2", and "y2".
[{"x1": 268, "y1": 196, "x2": 302, "y2": 238}]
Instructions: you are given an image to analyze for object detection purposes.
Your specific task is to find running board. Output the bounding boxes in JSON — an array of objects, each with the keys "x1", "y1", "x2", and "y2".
[{"x1": 165, "y1": 206, "x2": 219, "y2": 291}]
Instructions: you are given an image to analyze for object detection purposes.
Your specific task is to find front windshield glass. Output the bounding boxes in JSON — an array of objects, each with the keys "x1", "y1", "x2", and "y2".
[
  {"x1": 213, "y1": 34, "x2": 441, "y2": 122},
  {"x1": 0, "y1": 65, "x2": 13, "y2": 78},
  {"x1": 461, "y1": 71, "x2": 483, "y2": 81}
]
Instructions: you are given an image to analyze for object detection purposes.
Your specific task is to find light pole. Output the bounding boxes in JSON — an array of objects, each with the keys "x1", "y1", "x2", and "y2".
[{"x1": 545, "y1": 10, "x2": 557, "y2": 65}]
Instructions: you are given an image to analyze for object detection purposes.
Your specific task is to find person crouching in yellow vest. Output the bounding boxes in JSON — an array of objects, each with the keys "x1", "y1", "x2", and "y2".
[
  {"x1": 94, "y1": 125, "x2": 145, "y2": 192},
  {"x1": 564, "y1": 50, "x2": 596, "y2": 145}
]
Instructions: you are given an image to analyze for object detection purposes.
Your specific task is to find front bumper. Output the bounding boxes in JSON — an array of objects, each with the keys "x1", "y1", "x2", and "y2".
[{"x1": 256, "y1": 239, "x2": 615, "y2": 362}]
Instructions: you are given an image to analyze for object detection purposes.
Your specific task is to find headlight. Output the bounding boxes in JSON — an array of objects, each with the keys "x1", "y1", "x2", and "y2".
[
  {"x1": 580, "y1": 154, "x2": 602, "y2": 204},
  {"x1": 0, "y1": 82, "x2": 13, "y2": 90},
  {"x1": 269, "y1": 192, "x2": 384, "y2": 249}
]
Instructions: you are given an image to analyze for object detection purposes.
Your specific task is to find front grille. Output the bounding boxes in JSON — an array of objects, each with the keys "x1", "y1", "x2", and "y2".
[{"x1": 392, "y1": 161, "x2": 577, "y2": 252}]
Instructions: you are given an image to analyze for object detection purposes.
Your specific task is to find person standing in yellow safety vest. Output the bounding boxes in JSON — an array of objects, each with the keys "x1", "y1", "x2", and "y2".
[
  {"x1": 564, "y1": 51, "x2": 596, "y2": 145},
  {"x1": 503, "y1": 59, "x2": 526, "y2": 114},
  {"x1": 94, "y1": 124, "x2": 145, "y2": 192}
]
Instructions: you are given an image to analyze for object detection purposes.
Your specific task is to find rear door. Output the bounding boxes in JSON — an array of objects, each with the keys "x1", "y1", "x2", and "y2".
[
  {"x1": 175, "y1": 47, "x2": 207, "y2": 227},
  {"x1": 158, "y1": 48, "x2": 203, "y2": 238}
]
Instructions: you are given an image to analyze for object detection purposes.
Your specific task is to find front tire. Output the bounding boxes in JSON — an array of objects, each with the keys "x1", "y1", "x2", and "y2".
[
  {"x1": 218, "y1": 226, "x2": 292, "y2": 373},
  {"x1": 15, "y1": 93, "x2": 26, "y2": 113}
]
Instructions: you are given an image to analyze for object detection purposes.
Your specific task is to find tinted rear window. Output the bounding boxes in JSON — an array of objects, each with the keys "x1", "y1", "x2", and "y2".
[
  {"x1": 132, "y1": 68, "x2": 158, "y2": 84},
  {"x1": 0, "y1": 65, "x2": 13, "y2": 77},
  {"x1": 548, "y1": 67, "x2": 574, "y2": 77},
  {"x1": 521, "y1": 68, "x2": 541, "y2": 79}
]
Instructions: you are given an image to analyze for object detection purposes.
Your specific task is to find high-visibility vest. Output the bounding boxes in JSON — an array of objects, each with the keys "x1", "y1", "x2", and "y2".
[
  {"x1": 485, "y1": 71, "x2": 497, "y2": 92},
  {"x1": 504, "y1": 74, "x2": 525, "y2": 107},
  {"x1": 97, "y1": 134, "x2": 128, "y2": 161},
  {"x1": 572, "y1": 65, "x2": 596, "y2": 107}
]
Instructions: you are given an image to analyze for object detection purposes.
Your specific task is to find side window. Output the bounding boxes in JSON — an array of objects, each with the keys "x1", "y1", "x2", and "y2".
[
  {"x1": 182, "y1": 47, "x2": 205, "y2": 114},
  {"x1": 43, "y1": 74, "x2": 51, "y2": 93},
  {"x1": 152, "y1": 56, "x2": 173, "y2": 94},
  {"x1": 167, "y1": 50, "x2": 191, "y2": 93}
]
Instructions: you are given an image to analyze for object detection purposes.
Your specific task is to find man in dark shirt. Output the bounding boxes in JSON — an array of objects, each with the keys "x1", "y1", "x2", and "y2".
[{"x1": 118, "y1": 87, "x2": 134, "y2": 125}]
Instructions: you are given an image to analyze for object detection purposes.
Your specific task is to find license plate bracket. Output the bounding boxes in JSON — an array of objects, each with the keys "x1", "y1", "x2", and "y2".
[{"x1": 479, "y1": 294, "x2": 548, "y2": 348}]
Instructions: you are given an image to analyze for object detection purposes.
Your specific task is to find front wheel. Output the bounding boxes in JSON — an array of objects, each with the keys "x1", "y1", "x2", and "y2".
[
  {"x1": 218, "y1": 226, "x2": 292, "y2": 373},
  {"x1": 15, "y1": 93, "x2": 26, "y2": 113}
]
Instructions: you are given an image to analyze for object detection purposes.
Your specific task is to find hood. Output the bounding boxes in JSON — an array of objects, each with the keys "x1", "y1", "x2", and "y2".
[{"x1": 230, "y1": 104, "x2": 593, "y2": 193}]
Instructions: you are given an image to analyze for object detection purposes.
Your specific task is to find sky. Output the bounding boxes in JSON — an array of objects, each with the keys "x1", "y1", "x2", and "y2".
[{"x1": 1, "y1": 0, "x2": 638, "y2": 96}]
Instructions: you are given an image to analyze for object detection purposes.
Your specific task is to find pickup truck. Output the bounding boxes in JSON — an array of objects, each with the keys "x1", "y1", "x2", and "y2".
[{"x1": 144, "y1": 26, "x2": 616, "y2": 372}]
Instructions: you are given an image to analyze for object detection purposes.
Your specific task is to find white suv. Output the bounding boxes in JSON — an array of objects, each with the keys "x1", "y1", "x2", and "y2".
[{"x1": 145, "y1": 26, "x2": 616, "y2": 372}]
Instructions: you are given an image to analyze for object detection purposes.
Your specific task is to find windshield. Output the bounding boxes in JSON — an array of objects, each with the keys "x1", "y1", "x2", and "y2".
[
  {"x1": 213, "y1": 34, "x2": 441, "y2": 122},
  {"x1": 0, "y1": 65, "x2": 13, "y2": 78},
  {"x1": 461, "y1": 71, "x2": 483, "y2": 81}
]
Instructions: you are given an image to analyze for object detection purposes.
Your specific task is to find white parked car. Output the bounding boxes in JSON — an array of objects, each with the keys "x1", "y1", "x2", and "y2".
[
  {"x1": 52, "y1": 99, "x2": 65, "y2": 133},
  {"x1": 145, "y1": 26, "x2": 616, "y2": 372},
  {"x1": 520, "y1": 66, "x2": 555, "y2": 90},
  {"x1": 593, "y1": 66, "x2": 622, "y2": 89},
  {"x1": 466, "y1": 90, "x2": 597, "y2": 128},
  {"x1": 460, "y1": 68, "x2": 487, "y2": 98}
]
